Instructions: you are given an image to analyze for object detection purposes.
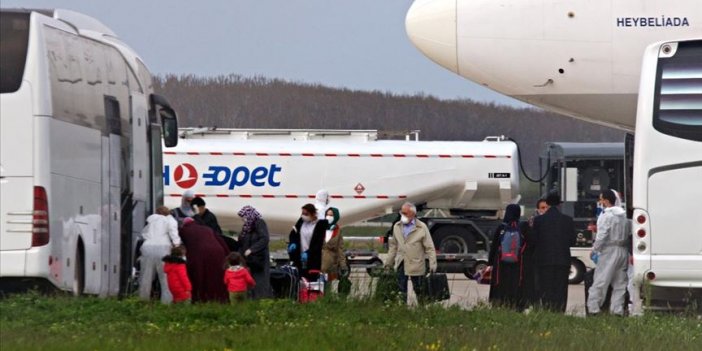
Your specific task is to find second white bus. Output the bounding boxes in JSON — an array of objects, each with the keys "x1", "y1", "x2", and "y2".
[{"x1": 632, "y1": 38, "x2": 702, "y2": 309}]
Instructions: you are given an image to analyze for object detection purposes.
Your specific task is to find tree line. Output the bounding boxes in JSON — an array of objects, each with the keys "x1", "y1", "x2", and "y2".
[{"x1": 153, "y1": 74, "x2": 625, "y2": 173}]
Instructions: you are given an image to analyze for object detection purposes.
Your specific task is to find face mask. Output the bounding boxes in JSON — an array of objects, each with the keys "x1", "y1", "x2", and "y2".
[
  {"x1": 326, "y1": 216, "x2": 334, "y2": 223},
  {"x1": 400, "y1": 215, "x2": 410, "y2": 224},
  {"x1": 301, "y1": 215, "x2": 311, "y2": 222}
]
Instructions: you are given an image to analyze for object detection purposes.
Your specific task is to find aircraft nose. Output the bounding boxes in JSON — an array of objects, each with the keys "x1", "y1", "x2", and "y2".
[{"x1": 405, "y1": 0, "x2": 458, "y2": 73}]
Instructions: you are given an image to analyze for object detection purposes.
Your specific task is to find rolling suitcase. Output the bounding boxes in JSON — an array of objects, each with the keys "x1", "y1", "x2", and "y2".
[{"x1": 270, "y1": 265, "x2": 300, "y2": 300}]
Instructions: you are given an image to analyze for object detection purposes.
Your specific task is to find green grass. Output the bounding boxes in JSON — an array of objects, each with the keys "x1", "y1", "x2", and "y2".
[{"x1": 1, "y1": 293, "x2": 700, "y2": 351}]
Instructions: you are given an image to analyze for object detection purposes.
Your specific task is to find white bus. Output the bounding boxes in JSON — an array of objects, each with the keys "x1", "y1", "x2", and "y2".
[
  {"x1": 0, "y1": 9, "x2": 179, "y2": 296},
  {"x1": 632, "y1": 38, "x2": 702, "y2": 309}
]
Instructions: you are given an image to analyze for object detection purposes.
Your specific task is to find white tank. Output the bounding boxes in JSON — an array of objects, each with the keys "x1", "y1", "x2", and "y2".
[{"x1": 163, "y1": 129, "x2": 519, "y2": 234}]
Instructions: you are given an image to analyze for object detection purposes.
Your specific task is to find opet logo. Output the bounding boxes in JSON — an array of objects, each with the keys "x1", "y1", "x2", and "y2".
[{"x1": 163, "y1": 163, "x2": 198, "y2": 189}]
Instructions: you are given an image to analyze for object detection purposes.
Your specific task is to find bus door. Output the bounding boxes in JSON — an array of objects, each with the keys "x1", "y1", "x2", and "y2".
[
  {"x1": 123, "y1": 92, "x2": 149, "y2": 295},
  {"x1": 102, "y1": 96, "x2": 122, "y2": 296}
]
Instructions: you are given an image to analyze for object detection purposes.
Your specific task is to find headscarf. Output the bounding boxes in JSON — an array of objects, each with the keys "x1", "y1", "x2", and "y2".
[
  {"x1": 503, "y1": 204, "x2": 521, "y2": 225},
  {"x1": 238, "y1": 205, "x2": 262, "y2": 234},
  {"x1": 180, "y1": 190, "x2": 195, "y2": 217},
  {"x1": 326, "y1": 207, "x2": 340, "y2": 230}
]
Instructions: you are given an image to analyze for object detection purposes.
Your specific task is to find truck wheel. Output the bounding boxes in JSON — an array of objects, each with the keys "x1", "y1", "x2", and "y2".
[
  {"x1": 464, "y1": 261, "x2": 488, "y2": 279},
  {"x1": 433, "y1": 226, "x2": 477, "y2": 254},
  {"x1": 569, "y1": 259, "x2": 586, "y2": 285}
]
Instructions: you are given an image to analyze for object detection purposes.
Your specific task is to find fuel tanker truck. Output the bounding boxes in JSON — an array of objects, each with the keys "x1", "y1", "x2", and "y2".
[{"x1": 163, "y1": 128, "x2": 520, "y2": 275}]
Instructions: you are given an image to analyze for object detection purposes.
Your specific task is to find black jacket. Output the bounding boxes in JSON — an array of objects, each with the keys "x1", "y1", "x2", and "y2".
[
  {"x1": 195, "y1": 209, "x2": 222, "y2": 235},
  {"x1": 288, "y1": 218, "x2": 328, "y2": 273},
  {"x1": 531, "y1": 207, "x2": 576, "y2": 267},
  {"x1": 238, "y1": 219, "x2": 270, "y2": 272}
]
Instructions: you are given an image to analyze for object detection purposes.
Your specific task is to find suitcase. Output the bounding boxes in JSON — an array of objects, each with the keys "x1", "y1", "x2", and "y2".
[
  {"x1": 299, "y1": 270, "x2": 325, "y2": 303},
  {"x1": 270, "y1": 265, "x2": 300, "y2": 300},
  {"x1": 418, "y1": 273, "x2": 451, "y2": 303}
]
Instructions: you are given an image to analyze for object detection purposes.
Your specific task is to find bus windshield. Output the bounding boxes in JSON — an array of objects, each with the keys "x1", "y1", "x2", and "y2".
[{"x1": 0, "y1": 11, "x2": 30, "y2": 94}]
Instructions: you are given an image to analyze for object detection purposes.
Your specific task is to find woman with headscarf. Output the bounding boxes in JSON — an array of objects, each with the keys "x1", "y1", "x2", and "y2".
[
  {"x1": 236, "y1": 206, "x2": 272, "y2": 299},
  {"x1": 178, "y1": 217, "x2": 229, "y2": 303},
  {"x1": 288, "y1": 203, "x2": 328, "y2": 279},
  {"x1": 321, "y1": 207, "x2": 348, "y2": 284},
  {"x1": 488, "y1": 204, "x2": 529, "y2": 309},
  {"x1": 171, "y1": 189, "x2": 195, "y2": 228}
]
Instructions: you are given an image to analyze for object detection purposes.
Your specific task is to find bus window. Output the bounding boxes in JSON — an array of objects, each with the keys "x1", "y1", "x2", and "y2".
[
  {"x1": 0, "y1": 12, "x2": 30, "y2": 93},
  {"x1": 653, "y1": 41, "x2": 702, "y2": 142}
]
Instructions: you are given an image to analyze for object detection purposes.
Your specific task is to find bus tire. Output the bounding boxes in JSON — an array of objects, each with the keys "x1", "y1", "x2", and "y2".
[
  {"x1": 432, "y1": 226, "x2": 477, "y2": 254},
  {"x1": 569, "y1": 258, "x2": 586, "y2": 285},
  {"x1": 73, "y1": 239, "x2": 85, "y2": 296}
]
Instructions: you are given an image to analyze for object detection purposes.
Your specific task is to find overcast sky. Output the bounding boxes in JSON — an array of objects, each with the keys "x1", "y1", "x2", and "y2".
[{"x1": 4, "y1": 0, "x2": 527, "y2": 106}]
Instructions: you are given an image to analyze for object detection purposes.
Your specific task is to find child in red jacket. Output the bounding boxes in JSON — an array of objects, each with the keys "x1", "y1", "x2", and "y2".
[
  {"x1": 163, "y1": 246, "x2": 192, "y2": 303},
  {"x1": 223, "y1": 252, "x2": 256, "y2": 303}
]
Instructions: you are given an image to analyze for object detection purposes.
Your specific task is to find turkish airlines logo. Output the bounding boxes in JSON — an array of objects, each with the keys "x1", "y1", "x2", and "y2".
[{"x1": 174, "y1": 163, "x2": 198, "y2": 189}]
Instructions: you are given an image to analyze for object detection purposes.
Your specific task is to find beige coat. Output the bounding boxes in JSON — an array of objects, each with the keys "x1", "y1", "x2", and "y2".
[
  {"x1": 321, "y1": 228, "x2": 347, "y2": 275},
  {"x1": 384, "y1": 219, "x2": 437, "y2": 276}
]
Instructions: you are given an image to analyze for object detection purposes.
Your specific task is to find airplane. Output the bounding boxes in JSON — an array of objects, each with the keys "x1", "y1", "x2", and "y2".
[{"x1": 404, "y1": 0, "x2": 702, "y2": 131}]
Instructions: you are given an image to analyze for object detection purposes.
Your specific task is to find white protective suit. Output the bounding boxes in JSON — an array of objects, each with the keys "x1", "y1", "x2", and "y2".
[
  {"x1": 139, "y1": 214, "x2": 180, "y2": 303},
  {"x1": 314, "y1": 189, "x2": 330, "y2": 216},
  {"x1": 587, "y1": 205, "x2": 630, "y2": 315}
]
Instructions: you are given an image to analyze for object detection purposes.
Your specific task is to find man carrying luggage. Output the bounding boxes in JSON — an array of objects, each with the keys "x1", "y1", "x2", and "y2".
[{"x1": 384, "y1": 202, "x2": 437, "y2": 304}]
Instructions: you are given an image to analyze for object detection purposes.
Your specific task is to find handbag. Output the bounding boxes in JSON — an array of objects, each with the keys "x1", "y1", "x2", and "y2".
[{"x1": 418, "y1": 273, "x2": 451, "y2": 303}]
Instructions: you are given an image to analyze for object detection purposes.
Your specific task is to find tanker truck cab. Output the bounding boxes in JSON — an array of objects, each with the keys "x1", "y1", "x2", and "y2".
[{"x1": 539, "y1": 142, "x2": 626, "y2": 284}]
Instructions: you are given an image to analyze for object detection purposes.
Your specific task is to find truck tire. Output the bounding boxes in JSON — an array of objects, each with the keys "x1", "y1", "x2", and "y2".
[
  {"x1": 464, "y1": 260, "x2": 488, "y2": 279},
  {"x1": 569, "y1": 259, "x2": 586, "y2": 285},
  {"x1": 432, "y1": 226, "x2": 477, "y2": 254}
]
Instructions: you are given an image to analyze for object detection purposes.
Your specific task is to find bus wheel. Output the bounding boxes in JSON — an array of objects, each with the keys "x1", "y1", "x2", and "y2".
[
  {"x1": 569, "y1": 259, "x2": 586, "y2": 285},
  {"x1": 433, "y1": 226, "x2": 476, "y2": 254},
  {"x1": 73, "y1": 240, "x2": 85, "y2": 296}
]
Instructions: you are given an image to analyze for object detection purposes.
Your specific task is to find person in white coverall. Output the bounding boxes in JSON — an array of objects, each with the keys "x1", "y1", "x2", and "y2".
[
  {"x1": 587, "y1": 189, "x2": 630, "y2": 315},
  {"x1": 139, "y1": 206, "x2": 181, "y2": 303}
]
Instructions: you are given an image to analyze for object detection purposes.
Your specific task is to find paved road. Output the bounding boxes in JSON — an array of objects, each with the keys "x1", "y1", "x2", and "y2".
[{"x1": 347, "y1": 271, "x2": 587, "y2": 316}]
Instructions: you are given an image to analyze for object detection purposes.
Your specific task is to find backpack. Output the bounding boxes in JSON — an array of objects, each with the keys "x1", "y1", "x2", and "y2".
[{"x1": 499, "y1": 223, "x2": 522, "y2": 263}]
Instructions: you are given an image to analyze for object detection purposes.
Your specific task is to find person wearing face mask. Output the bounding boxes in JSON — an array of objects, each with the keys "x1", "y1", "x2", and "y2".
[
  {"x1": 587, "y1": 189, "x2": 630, "y2": 316},
  {"x1": 288, "y1": 204, "x2": 328, "y2": 278},
  {"x1": 384, "y1": 202, "x2": 437, "y2": 304},
  {"x1": 170, "y1": 190, "x2": 195, "y2": 228},
  {"x1": 321, "y1": 207, "x2": 349, "y2": 286}
]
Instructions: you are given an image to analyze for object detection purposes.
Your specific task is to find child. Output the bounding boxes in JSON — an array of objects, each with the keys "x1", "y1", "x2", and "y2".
[
  {"x1": 162, "y1": 246, "x2": 192, "y2": 303},
  {"x1": 223, "y1": 252, "x2": 256, "y2": 303}
]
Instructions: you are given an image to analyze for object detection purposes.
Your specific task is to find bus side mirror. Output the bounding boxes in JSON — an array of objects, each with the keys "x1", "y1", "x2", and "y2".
[{"x1": 150, "y1": 94, "x2": 179, "y2": 147}]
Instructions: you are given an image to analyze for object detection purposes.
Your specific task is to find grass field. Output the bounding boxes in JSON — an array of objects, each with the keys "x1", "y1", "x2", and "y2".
[{"x1": 1, "y1": 293, "x2": 700, "y2": 351}]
